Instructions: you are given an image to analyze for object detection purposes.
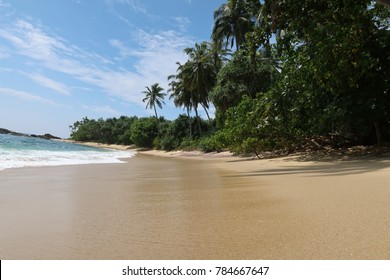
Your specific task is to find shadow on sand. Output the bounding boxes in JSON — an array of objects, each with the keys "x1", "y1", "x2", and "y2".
[{"x1": 226, "y1": 150, "x2": 390, "y2": 177}]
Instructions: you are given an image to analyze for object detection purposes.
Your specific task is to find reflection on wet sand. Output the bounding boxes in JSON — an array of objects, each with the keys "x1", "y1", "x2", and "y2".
[{"x1": 1, "y1": 154, "x2": 390, "y2": 259}]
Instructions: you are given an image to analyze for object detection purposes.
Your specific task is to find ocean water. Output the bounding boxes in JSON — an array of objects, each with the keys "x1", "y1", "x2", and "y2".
[{"x1": 0, "y1": 134, "x2": 135, "y2": 171}]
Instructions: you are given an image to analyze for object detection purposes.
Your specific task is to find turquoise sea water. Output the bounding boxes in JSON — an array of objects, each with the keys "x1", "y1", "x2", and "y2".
[{"x1": 0, "y1": 134, "x2": 134, "y2": 171}]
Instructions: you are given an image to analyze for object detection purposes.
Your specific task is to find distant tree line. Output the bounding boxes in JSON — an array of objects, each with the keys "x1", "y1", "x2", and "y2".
[
  {"x1": 69, "y1": 116, "x2": 217, "y2": 152},
  {"x1": 71, "y1": 0, "x2": 389, "y2": 155}
]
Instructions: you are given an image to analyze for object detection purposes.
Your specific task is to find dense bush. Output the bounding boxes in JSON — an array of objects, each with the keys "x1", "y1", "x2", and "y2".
[
  {"x1": 218, "y1": 94, "x2": 294, "y2": 156},
  {"x1": 70, "y1": 115, "x2": 218, "y2": 151},
  {"x1": 70, "y1": 116, "x2": 138, "y2": 145},
  {"x1": 130, "y1": 117, "x2": 159, "y2": 148},
  {"x1": 198, "y1": 135, "x2": 224, "y2": 153}
]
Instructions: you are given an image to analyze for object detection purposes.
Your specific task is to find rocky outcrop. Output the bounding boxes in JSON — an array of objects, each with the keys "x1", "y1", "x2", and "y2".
[
  {"x1": 0, "y1": 128, "x2": 26, "y2": 137},
  {"x1": 30, "y1": 133, "x2": 61, "y2": 140},
  {"x1": 0, "y1": 128, "x2": 11, "y2": 134},
  {"x1": 0, "y1": 128, "x2": 61, "y2": 140}
]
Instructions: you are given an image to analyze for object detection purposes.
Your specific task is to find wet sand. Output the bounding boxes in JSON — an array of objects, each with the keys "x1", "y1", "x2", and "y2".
[{"x1": 0, "y1": 153, "x2": 390, "y2": 259}]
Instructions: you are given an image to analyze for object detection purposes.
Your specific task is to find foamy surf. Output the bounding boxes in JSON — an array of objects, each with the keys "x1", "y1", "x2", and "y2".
[{"x1": 0, "y1": 134, "x2": 135, "y2": 171}]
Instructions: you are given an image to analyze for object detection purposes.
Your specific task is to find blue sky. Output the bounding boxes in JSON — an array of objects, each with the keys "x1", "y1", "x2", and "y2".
[{"x1": 0, "y1": 0, "x2": 225, "y2": 138}]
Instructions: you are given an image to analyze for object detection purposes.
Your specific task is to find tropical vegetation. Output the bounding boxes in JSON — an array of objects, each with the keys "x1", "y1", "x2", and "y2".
[
  {"x1": 70, "y1": 0, "x2": 390, "y2": 156},
  {"x1": 142, "y1": 83, "x2": 166, "y2": 119}
]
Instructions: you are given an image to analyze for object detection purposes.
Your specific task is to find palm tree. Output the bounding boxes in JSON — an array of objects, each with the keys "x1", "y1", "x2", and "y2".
[
  {"x1": 142, "y1": 83, "x2": 166, "y2": 118},
  {"x1": 182, "y1": 41, "x2": 218, "y2": 120},
  {"x1": 169, "y1": 62, "x2": 205, "y2": 135},
  {"x1": 212, "y1": 0, "x2": 259, "y2": 51},
  {"x1": 168, "y1": 71, "x2": 194, "y2": 138},
  {"x1": 168, "y1": 68, "x2": 193, "y2": 117},
  {"x1": 168, "y1": 41, "x2": 222, "y2": 135},
  {"x1": 209, "y1": 40, "x2": 231, "y2": 71}
]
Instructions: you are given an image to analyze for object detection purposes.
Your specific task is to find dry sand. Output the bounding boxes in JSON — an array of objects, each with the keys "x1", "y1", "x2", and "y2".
[{"x1": 0, "y1": 149, "x2": 389, "y2": 259}]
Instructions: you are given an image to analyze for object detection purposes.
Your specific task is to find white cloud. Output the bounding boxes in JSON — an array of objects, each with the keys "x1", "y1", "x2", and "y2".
[
  {"x1": 123, "y1": 0, "x2": 147, "y2": 14},
  {"x1": 110, "y1": 30, "x2": 193, "y2": 96},
  {"x1": 0, "y1": 87, "x2": 63, "y2": 107},
  {"x1": 109, "y1": 29, "x2": 193, "y2": 101},
  {"x1": 106, "y1": 0, "x2": 147, "y2": 14},
  {"x1": 0, "y1": 0, "x2": 10, "y2": 7},
  {"x1": 27, "y1": 73, "x2": 71, "y2": 95},
  {"x1": 72, "y1": 86, "x2": 93, "y2": 92},
  {"x1": 0, "y1": 67, "x2": 12, "y2": 73},
  {"x1": 0, "y1": 20, "x2": 72, "y2": 63},
  {"x1": 0, "y1": 20, "x2": 112, "y2": 68},
  {"x1": 109, "y1": 39, "x2": 132, "y2": 57},
  {"x1": 0, "y1": 19, "x2": 192, "y2": 107},
  {"x1": 105, "y1": 0, "x2": 161, "y2": 27},
  {"x1": 173, "y1": 17, "x2": 191, "y2": 32},
  {"x1": 135, "y1": 29, "x2": 193, "y2": 50},
  {"x1": 82, "y1": 105, "x2": 119, "y2": 115},
  {"x1": 0, "y1": 49, "x2": 9, "y2": 59},
  {"x1": 130, "y1": 29, "x2": 192, "y2": 78}
]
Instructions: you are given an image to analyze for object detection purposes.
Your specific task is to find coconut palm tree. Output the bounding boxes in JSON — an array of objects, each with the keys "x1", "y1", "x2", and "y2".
[
  {"x1": 182, "y1": 41, "x2": 218, "y2": 120},
  {"x1": 209, "y1": 40, "x2": 231, "y2": 71},
  {"x1": 169, "y1": 41, "x2": 223, "y2": 135},
  {"x1": 168, "y1": 68, "x2": 193, "y2": 118},
  {"x1": 142, "y1": 83, "x2": 166, "y2": 118},
  {"x1": 212, "y1": 0, "x2": 259, "y2": 51},
  {"x1": 168, "y1": 39, "x2": 229, "y2": 135},
  {"x1": 168, "y1": 72, "x2": 194, "y2": 138},
  {"x1": 170, "y1": 63, "x2": 205, "y2": 134}
]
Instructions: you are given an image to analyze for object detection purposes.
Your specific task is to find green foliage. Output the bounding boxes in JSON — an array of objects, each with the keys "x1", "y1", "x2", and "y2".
[
  {"x1": 69, "y1": 117, "x2": 99, "y2": 142},
  {"x1": 130, "y1": 117, "x2": 159, "y2": 148},
  {"x1": 70, "y1": 114, "x2": 217, "y2": 151},
  {"x1": 219, "y1": 95, "x2": 294, "y2": 155},
  {"x1": 171, "y1": 114, "x2": 193, "y2": 139},
  {"x1": 254, "y1": 0, "x2": 390, "y2": 146},
  {"x1": 153, "y1": 120, "x2": 179, "y2": 151},
  {"x1": 212, "y1": 0, "x2": 260, "y2": 50},
  {"x1": 169, "y1": 42, "x2": 220, "y2": 134},
  {"x1": 210, "y1": 49, "x2": 276, "y2": 119},
  {"x1": 198, "y1": 135, "x2": 225, "y2": 153},
  {"x1": 71, "y1": 0, "x2": 389, "y2": 157},
  {"x1": 142, "y1": 83, "x2": 166, "y2": 118},
  {"x1": 70, "y1": 116, "x2": 138, "y2": 144}
]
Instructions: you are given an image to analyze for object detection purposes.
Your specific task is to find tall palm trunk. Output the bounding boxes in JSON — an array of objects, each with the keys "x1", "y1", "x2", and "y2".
[
  {"x1": 153, "y1": 105, "x2": 158, "y2": 119},
  {"x1": 187, "y1": 107, "x2": 192, "y2": 139},
  {"x1": 201, "y1": 103, "x2": 211, "y2": 121},
  {"x1": 194, "y1": 106, "x2": 202, "y2": 135}
]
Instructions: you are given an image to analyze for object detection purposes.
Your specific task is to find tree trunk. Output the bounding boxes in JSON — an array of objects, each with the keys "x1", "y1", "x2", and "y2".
[
  {"x1": 194, "y1": 106, "x2": 202, "y2": 135},
  {"x1": 374, "y1": 121, "x2": 382, "y2": 147},
  {"x1": 187, "y1": 108, "x2": 192, "y2": 139},
  {"x1": 201, "y1": 103, "x2": 211, "y2": 121},
  {"x1": 154, "y1": 105, "x2": 158, "y2": 119}
]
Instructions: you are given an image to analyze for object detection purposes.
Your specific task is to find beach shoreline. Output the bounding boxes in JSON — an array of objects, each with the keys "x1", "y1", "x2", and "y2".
[
  {"x1": 57, "y1": 138, "x2": 390, "y2": 161},
  {"x1": 1, "y1": 143, "x2": 390, "y2": 259},
  {"x1": 54, "y1": 138, "x2": 136, "y2": 151}
]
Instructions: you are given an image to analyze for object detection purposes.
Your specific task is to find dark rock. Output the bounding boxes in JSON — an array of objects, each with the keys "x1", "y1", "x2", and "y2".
[
  {"x1": 40, "y1": 133, "x2": 61, "y2": 140},
  {"x1": 0, "y1": 128, "x2": 62, "y2": 140},
  {"x1": 0, "y1": 128, "x2": 11, "y2": 134},
  {"x1": 0, "y1": 128, "x2": 25, "y2": 137}
]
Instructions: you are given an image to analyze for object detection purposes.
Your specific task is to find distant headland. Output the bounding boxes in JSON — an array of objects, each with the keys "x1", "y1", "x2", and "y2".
[{"x1": 0, "y1": 128, "x2": 61, "y2": 140}]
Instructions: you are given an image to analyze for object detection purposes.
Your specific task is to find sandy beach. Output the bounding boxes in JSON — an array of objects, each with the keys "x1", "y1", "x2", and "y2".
[{"x1": 0, "y1": 150, "x2": 389, "y2": 259}]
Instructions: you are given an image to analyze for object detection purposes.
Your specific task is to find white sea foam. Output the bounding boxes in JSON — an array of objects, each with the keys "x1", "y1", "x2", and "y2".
[
  {"x1": 0, "y1": 149, "x2": 135, "y2": 171},
  {"x1": 0, "y1": 134, "x2": 135, "y2": 171}
]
